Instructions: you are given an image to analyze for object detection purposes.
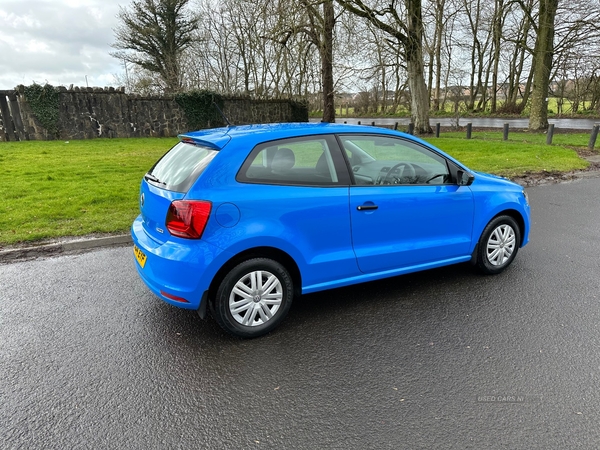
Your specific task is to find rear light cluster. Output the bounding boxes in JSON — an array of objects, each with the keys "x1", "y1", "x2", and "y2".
[{"x1": 166, "y1": 200, "x2": 212, "y2": 239}]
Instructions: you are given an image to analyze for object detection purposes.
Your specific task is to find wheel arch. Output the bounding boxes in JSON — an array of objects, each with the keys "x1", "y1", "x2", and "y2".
[
  {"x1": 471, "y1": 208, "x2": 526, "y2": 265},
  {"x1": 493, "y1": 209, "x2": 526, "y2": 246},
  {"x1": 208, "y1": 246, "x2": 302, "y2": 306}
]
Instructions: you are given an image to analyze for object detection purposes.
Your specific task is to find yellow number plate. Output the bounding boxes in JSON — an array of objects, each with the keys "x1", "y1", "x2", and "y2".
[{"x1": 133, "y1": 245, "x2": 147, "y2": 268}]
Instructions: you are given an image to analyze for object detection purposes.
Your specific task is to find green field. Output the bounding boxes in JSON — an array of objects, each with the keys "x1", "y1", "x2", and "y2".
[
  {"x1": 423, "y1": 131, "x2": 590, "y2": 177},
  {"x1": 0, "y1": 132, "x2": 592, "y2": 245},
  {"x1": 0, "y1": 138, "x2": 177, "y2": 245}
]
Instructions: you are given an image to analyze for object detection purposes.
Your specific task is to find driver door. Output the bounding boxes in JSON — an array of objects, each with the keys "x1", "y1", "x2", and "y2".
[{"x1": 340, "y1": 135, "x2": 475, "y2": 274}]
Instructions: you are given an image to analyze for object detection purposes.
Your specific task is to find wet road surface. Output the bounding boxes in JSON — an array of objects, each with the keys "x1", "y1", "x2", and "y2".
[{"x1": 2, "y1": 178, "x2": 600, "y2": 449}]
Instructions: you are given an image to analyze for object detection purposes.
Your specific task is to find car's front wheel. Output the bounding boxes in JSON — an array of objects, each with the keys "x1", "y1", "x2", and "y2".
[
  {"x1": 212, "y1": 258, "x2": 293, "y2": 338},
  {"x1": 476, "y1": 215, "x2": 521, "y2": 275}
]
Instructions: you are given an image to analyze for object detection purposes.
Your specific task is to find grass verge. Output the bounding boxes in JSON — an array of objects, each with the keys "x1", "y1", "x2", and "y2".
[
  {"x1": 0, "y1": 138, "x2": 177, "y2": 246},
  {"x1": 423, "y1": 131, "x2": 590, "y2": 177},
  {"x1": 0, "y1": 132, "x2": 592, "y2": 245}
]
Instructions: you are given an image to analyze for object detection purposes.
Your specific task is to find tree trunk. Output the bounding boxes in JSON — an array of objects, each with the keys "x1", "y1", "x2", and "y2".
[
  {"x1": 321, "y1": 0, "x2": 336, "y2": 122},
  {"x1": 432, "y1": 0, "x2": 445, "y2": 111},
  {"x1": 529, "y1": 0, "x2": 558, "y2": 131},
  {"x1": 407, "y1": 57, "x2": 431, "y2": 134},
  {"x1": 406, "y1": 0, "x2": 432, "y2": 134},
  {"x1": 507, "y1": 3, "x2": 532, "y2": 110},
  {"x1": 490, "y1": 0, "x2": 504, "y2": 114},
  {"x1": 464, "y1": 0, "x2": 482, "y2": 112}
]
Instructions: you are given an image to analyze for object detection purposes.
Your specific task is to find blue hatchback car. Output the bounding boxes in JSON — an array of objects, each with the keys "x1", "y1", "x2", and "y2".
[{"x1": 132, "y1": 123, "x2": 530, "y2": 338}]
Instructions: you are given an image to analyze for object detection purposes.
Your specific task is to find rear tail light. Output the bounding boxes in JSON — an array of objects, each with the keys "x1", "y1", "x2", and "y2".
[{"x1": 166, "y1": 200, "x2": 212, "y2": 239}]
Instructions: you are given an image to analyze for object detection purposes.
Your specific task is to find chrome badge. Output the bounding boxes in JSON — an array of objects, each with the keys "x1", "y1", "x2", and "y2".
[{"x1": 140, "y1": 193, "x2": 145, "y2": 207}]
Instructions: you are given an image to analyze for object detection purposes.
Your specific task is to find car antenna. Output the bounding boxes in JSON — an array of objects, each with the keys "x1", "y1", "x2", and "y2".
[{"x1": 212, "y1": 102, "x2": 231, "y2": 127}]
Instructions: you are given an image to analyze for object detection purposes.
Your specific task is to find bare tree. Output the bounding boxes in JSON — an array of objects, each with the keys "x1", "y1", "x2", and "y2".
[
  {"x1": 550, "y1": 0, "x2": 600, "y2": 112},
  {"x1": 423, "y1": 0, "x2": 455, "y2": 111},
  {"x1": 499, "y1": 0, "x2": 535, "y2": 113},
  {"x1": 111, "y1": 0, "x2": 198, "y2": 94},
  {"x1": 109, "y1": 0, "x2": 600, "y2": 129},
  {"x1": 188, "y1": 0, "x2": 327, "y2": 104},
  {"x1": 336, "y1": 0, "x2": 432, "y2": 133},
  {"x1": 293, "y1": 0, "x2": 337, "y2": 122},
  {"x1": 453, "y1": 0, "x2": 492, "y2": 111}
]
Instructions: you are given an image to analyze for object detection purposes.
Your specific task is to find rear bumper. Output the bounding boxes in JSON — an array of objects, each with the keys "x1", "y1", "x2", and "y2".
[{"x1": 131, "y1": 215, "x2": 226, "y2": 310}]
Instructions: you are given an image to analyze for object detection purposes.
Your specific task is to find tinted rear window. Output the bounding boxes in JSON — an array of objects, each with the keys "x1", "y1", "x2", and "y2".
[{"x1": 147, "y1": 142, "x2": 218, "y2": 192}]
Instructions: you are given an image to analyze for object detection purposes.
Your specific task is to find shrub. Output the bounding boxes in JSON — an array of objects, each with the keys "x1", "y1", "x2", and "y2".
[{"x1": 23, "y1": 83, "x2": 60, "y2": 137}]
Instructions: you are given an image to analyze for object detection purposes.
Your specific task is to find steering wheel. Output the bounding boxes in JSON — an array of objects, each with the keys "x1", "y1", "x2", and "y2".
[{"x1": 382, "y1": 162, "x2": 416, "y2": 184}]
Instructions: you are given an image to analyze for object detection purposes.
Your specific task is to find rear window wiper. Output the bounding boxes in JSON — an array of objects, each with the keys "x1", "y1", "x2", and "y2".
[{"x1": 144, "y1": 173, "x2": 165, "y2": 185}]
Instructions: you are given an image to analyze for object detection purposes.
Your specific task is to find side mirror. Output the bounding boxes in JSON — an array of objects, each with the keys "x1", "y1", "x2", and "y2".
[{"x1": 457, "y1": 170, "x2": 474, "y2": 186}]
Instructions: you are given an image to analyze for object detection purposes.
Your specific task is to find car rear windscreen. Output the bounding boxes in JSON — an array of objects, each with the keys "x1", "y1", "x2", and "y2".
[{"x1": 147, "y1": 142, "x2": 218, "y2": 192}]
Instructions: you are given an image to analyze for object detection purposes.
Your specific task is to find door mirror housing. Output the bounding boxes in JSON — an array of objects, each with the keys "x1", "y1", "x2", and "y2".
[{"x1": 457, "y1": 170, "x2": 475, "y2": 186}]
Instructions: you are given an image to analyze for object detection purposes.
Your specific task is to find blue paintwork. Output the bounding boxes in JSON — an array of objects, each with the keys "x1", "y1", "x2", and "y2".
[
  {"x1": 131, "y1": 123, "x2": 531, "y2": 310},
  {"x1": 350, "y1": 184, "x2": 474, "y2": 273}
]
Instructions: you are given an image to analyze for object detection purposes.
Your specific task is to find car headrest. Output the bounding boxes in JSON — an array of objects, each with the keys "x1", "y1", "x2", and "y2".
[{"x1": 271, "y1": 147, "x2": 295, "y2": 173}]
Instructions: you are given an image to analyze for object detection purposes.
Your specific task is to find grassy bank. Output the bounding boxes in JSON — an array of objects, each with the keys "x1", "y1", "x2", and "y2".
[
  {"x1": 423, "y1": 131, "x2": 590, "y2": 177},
  {"x1": 0, "y1": 138, "x2": 177, "y2": 245},
  {"x1": 0, "y1": 132, "x2": 591, "y2": 245}
]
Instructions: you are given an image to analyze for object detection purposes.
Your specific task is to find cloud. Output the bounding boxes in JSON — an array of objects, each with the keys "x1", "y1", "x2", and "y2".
[{"x1": 0, "y1": 0, "x2": 123, "y2": 89}]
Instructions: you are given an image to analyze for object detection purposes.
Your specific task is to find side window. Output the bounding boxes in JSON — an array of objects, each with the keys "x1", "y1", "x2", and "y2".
[
  {"x1": 339, "y1": 135, "x2": 451, "y2": 186},
  {"x1": 237, "y1": 136, "x2": 349, "y2": 186}
]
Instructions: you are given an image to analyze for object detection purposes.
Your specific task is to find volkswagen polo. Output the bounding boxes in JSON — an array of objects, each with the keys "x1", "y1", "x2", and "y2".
[{"x1": 131, "y1": 123, "x2": 530, "y2": 338}]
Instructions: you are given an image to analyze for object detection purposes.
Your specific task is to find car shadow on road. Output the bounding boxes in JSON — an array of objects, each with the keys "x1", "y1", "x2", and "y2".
[
  {"x1": 291, "y1": 263, "x2": 478, "y2": 317},
  {"x1": 139, "y1": 261, "x2": 509, "y2": 347}
]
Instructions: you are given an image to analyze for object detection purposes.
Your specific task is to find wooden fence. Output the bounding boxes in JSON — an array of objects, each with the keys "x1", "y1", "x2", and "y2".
[
  {"x1": 348, "y1": 120, "x2": 600, "y2": 149},
  {"x1": 0, "y1": 90, "x2": 28, "y2": 141}
]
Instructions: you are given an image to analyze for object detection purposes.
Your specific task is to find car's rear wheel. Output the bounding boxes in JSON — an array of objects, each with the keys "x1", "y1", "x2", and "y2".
[
  {"x1": 212, "y1": 258, "x2": 293, "y2": 338},
  {"x1": 476, "y1": 215, "x2": 520, "y2": 275}
]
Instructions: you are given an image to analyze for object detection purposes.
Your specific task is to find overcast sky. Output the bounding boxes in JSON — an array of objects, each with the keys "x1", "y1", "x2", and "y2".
[{"x1": 0, "y1": 0, "x2": 124, "y2": 90}]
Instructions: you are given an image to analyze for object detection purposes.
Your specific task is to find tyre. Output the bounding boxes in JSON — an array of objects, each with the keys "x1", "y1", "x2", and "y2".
[
  {"x1": 476, "y1": 215, "x2": 521, "y2": 275},
  {"x1": 212, "y1": 258, "x2": 294, "y2": 338}
]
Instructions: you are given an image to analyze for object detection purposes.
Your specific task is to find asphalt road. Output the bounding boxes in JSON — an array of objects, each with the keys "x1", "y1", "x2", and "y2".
[{"x1": 2, "y1": 177, "x2": 600, "y2": 449}]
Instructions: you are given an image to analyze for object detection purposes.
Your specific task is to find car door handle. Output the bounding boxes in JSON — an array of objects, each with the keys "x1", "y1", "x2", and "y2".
[{"x1": 357, "y1": 204, "x2": 378, "y2": 211}]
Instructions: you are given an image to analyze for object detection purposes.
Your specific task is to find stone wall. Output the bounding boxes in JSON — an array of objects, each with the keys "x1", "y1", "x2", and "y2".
[
  {"x1": 57, "y1": 87, "x2": 187, "y2": 140},
  {"x1": 223, "y1": 98, "x2": 308, "y2": 125},
  {"x1": 0, "y1": 86, "x2": 308, "y2": 141}
]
